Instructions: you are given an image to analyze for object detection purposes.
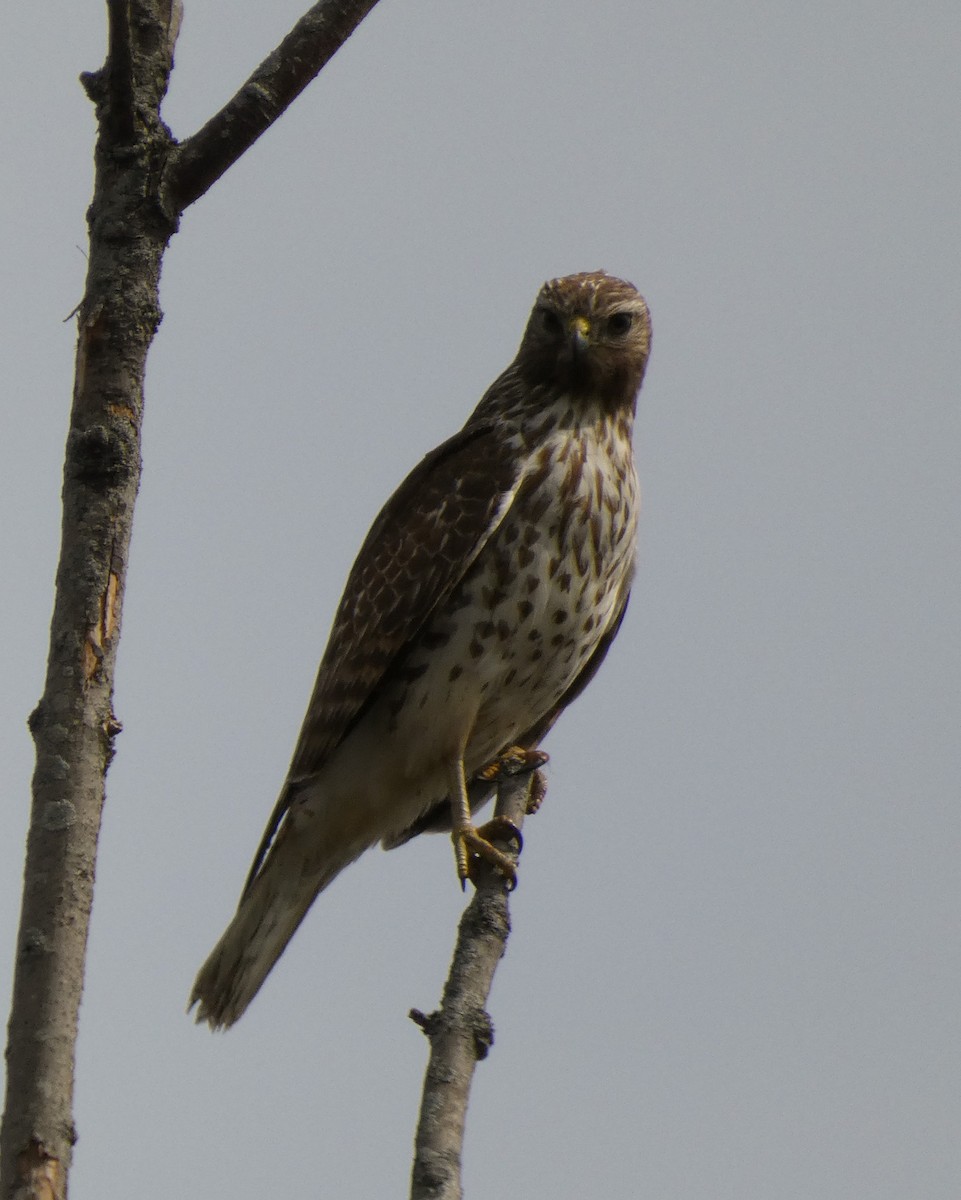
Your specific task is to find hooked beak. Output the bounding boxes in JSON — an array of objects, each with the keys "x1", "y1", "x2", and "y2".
[{"x1": 569, "y1": 315, "x2": 591, "y2": 357}]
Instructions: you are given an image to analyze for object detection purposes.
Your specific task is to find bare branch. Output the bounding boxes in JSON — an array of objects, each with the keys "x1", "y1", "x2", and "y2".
[
  {"x1": 0, "y1": 6, "x2": 179, "y2": 1198},
  {"x1": 2, "y1": 4, "x2": 385, "y2": 1196},
  {"x1": 409, "y1": 770, "x2": 543, "y2": 1200},
  {"x1": 163, "y1": 0, "x2": 381, "y2": 214}
]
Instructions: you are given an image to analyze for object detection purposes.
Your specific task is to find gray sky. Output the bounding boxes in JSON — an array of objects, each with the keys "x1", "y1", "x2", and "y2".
[{"x1": 3, "y1": 2, "x2": 960, "y2": 1197}]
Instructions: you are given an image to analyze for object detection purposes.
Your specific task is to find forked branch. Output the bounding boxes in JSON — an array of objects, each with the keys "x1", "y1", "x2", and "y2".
[
  {"x1": 0, "y1": 3, "x2": 382, "y2": 1198},
  {"x1": 164, "y1": 0, "x2": 381, "y2": 214}
]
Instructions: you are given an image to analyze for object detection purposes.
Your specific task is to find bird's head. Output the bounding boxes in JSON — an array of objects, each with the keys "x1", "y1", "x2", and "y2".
[{"x1": 516, "y1": 271, "x2": 652, "y2": 408}]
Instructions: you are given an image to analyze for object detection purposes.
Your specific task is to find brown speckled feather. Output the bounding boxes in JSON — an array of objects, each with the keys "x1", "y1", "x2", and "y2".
[
  {"x1": 385, "y1": 588, "x2": 631, "y2": 846},
  {"x1": 243, "y1": 409, "x2": 525, "y2": 894}
]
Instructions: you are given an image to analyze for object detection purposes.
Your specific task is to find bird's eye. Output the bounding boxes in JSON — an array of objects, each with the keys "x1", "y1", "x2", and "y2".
[
  {"x1": 538, "y1": 307, "x2": 564, "y2": 337},
  {"x1": 607, "y1": 312, "x2": 634, "y2": 337}
]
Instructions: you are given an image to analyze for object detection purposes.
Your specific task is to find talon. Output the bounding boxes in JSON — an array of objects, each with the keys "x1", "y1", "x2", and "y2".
[
  {"x1": 476, "y1": 815, "x2": 523, "y2": 853},
  {"x1": 453, "y1": 831, "x2": 471, "y2": 887},
  {"x1": 526, "y1": 768, "x2": 548, "y2": 815},
  {"x1": 476, "y1": 746, "x2": 549, "y2": 782},
  {"x1": 449, "y1": 754, "x2": 524, "y2": 891},
  {"x1": 452, "y1": 821, "x2": 520, "y2": 890}
]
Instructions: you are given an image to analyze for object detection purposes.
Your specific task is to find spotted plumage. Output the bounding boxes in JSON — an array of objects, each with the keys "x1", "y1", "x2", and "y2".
[{"x1": 191, "y1": 271, "x2": 652, "y2": 1028}]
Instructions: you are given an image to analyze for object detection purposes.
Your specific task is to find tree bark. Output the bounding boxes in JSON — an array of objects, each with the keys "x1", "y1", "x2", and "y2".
[
  {"x1": 409, "y1": 769, "x2": 544, "y2": 1200},
  {"x1": 0, "y1": 2, "x2": 381, "y2": 1197},
  {"x1": 0, "y1": 9, "x2": 178, "y2": 1194}
]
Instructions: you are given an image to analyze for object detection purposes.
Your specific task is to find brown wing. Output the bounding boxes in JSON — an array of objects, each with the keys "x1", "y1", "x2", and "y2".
[{"x1": 242, "y1": 408, "x2": 524, "y2": 894}]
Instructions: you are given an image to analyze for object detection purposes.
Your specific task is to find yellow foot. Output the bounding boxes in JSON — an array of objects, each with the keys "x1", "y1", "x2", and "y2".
[
  {"x1": 476, "y1": 747, "x2": 549, "y2": 817},
  {"x1": 452, "y1": 817, "x2": 523, "y2": 890},
  {"x1": 526, "y1": 768, "x2": 548, "y2": 816},
  {"x1": 476, "y1": 746, "x2": 549, "y2": 783}
]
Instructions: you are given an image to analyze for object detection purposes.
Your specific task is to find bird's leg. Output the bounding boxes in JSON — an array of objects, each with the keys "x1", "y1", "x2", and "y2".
[
  {"x1": 447, "y1": 757, "x2": 521, "y2": 889},
  {"x1": 449, "y1": 757, "x2": 472, "y2": 884}
]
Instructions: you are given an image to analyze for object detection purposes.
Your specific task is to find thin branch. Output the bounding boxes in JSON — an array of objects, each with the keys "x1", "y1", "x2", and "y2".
[
  {"x1": 409, "y1": 768, "x2": 545, "y2": 1200},
  {"x1": 163, "y1": 0, "x2": 381, "y2": 214}
]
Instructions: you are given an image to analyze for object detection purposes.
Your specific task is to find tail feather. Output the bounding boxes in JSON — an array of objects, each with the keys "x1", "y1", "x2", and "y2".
[{"x1": 189, "y1": 840, "x2": 362, "y2": 1029}]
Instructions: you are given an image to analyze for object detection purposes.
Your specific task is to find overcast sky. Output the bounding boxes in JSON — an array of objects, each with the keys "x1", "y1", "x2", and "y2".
[{"x1": 2, "y1": 2, "x2": 959, "y2": 1197}]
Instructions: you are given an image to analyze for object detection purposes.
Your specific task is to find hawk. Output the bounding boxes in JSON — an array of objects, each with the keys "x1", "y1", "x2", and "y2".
[{"x1": 191, "y1": 271, "x2": 652, "y2": 1028}]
